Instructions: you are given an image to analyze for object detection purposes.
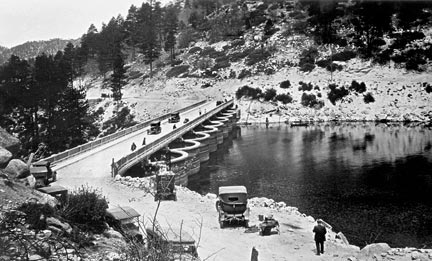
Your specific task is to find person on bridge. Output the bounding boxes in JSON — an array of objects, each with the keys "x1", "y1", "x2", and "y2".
[
  {"x1": 173, "y1": 124, "x2": 177, "y2": 129},
  {"x1": 131, "y1": 142, "x2": 137, "y2": 151},
  {"x1": 142, "y1": 137, "x2": 146, "y2": 146},
  {"x1": 313, "y1": 219, "x2": 327, "y2": 255}
]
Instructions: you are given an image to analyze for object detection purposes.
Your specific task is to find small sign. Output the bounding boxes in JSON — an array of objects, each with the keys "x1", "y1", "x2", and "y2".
[{"x1": 154, "y1": 172, "x2": 176, "y2": 201}]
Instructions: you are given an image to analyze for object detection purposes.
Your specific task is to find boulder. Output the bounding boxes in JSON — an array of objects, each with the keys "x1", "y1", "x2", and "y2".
[
  {"x1": 4, "y1": 159, "x2": 29, "y2": 179},
  {"x1": 103, "y1": 228, "x2": 124, "y2": 239},
  {"x1": 358, "y1": 243, "x2": 391, "y2": 261},
  {"x1": 0, "y1": 128, "x2": 20, "y2": 156},
  {"x1": 0, "y1": 147, "x2": 12, "y2": 168},
  {"x1": 46, "y1": 217, "x2": 72, "y2": 234}
]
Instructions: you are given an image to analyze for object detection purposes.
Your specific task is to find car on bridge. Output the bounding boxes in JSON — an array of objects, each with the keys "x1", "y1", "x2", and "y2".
[
  {"x1": 168, "y1": 112, "x2": 180, "y2": 123},
  {"x1": 30, "y1": 161, "x2": 57, "y2": 188},
  {"x1": 148, "y1": 121, "x2": 162, "y2": 135}
]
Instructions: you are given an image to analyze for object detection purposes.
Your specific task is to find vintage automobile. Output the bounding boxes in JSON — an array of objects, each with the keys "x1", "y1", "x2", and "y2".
[
  {"x1": 37, "y1": 185, "x2": 68, "y2": 205},
  {"x1": 216, "y1": 185, "x2": 250, "y2": 228},
  {"x1": 168, "y1": 112, "x2": 180, "y2": 123},
  {"x1": 106, "y1": 206, "x2": 143, "y2": 242},
  {"x1": 146, "y1": 226, "x2": 199, "y2": 261},
  {"x1": 30, "y1": 161, "x2": 57, "y2": 188},
  {"x1": 148, "y1": 121, "x2": 162, "y2": 135}
]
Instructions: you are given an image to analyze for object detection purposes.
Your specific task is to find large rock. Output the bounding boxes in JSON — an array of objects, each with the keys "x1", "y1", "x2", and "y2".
[
  {"x1": 4, "y1": 159, "x2": 29, "y2": 179},
  {"x1": 46, "y1": 217, "x2": 72, "y2": 234},
  {"x1": 0, "y1": 128, "x2": 20, "y2": 156},
  {"x1": 0, "y1": 147, "x2": 12, "y2": 168},
  {"x1": 358, "y1": 243, "x2": 391, "y2": 260}
]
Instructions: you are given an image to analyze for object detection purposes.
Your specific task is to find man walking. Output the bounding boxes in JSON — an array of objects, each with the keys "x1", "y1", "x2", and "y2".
[{"x1": 313, "y1": 219, "x2": 327, "y2": 255}]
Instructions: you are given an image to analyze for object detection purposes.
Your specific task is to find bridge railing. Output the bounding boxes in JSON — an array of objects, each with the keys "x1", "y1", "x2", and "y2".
[
  {"x1": 113, "y1": 99, "x2": 234, "y2": 176},
  {"x1": 39, "y1": 100, "x2": 207, "y2": 165}
]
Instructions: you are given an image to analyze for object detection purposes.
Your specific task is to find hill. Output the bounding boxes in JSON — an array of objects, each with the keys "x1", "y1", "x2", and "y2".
[{"x1": 0, "y1": 38, "x2": 80, "y2": 65}]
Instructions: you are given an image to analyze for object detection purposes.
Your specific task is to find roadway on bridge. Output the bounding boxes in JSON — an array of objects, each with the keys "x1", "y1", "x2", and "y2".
[{"x1": 52, "y1": 100, "x2": 218, "y2": 191}]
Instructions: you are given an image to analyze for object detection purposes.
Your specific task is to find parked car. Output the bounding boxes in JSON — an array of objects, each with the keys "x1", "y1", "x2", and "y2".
[
  {"x1": 216, "y1": 185, "x2": 250, "y2": 228},
  {"x1": 37, "y1": 185, "x2": 68, "y2": 205},
  {"x1": 146, "y1": 226, "x2": 199, "y2": 261},
  {"x1": 168, "y1": 112, "x2": 180, "y2": 123},
  {"x1": 30, "y1": 161, "x2": 56, "y2": 188},
  {"x1": 148, "y1": 121, "x2": 162, "y2": 135},
  {"x1": 106, "y1": 206, "x2": 143, "y2": 242}
]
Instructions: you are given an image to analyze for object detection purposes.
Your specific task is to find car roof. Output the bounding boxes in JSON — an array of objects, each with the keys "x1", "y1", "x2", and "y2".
[
  {"x1": 37, "y1": 186, "x2": 68, "y2": 194},
  {"x1": 106, "y1": 206, "x2": 140, "y2": 220},
  {"x1": 146, "y1": 227, "x2": 196, "y2": 244},
  {"x1": 218, "y1": 186, "x2": 247, "y2": 195}
]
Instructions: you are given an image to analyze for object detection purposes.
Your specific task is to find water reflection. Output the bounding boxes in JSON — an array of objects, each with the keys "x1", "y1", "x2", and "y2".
[{"x1": 188, "y1": 122, "x2": 432, "y2": 248}]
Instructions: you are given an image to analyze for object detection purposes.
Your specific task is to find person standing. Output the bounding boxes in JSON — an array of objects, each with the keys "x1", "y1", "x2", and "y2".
[{"x1": 313, "y1": 219, "x2": 327, "y2": 255}]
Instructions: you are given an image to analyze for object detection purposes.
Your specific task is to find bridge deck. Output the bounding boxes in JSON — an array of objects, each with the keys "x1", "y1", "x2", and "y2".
[{"x1": 52, "y1": 101, "x2": 220, "y2": 187}]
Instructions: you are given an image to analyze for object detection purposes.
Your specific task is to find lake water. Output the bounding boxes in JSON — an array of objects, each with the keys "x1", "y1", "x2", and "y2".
[{"x1": 187, "y1": 122, "x2": 432, "y2": 248}]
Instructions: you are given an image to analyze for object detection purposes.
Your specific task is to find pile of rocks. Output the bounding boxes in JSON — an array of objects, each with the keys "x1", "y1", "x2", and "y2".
[{"x1": 114, "y1": 175, "x2": 153, "y2": 193}]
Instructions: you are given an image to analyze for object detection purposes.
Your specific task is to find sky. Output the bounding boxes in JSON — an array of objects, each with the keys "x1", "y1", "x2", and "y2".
[{"x1": 0, "y1": 0, "x2": 171, "y2": 48}]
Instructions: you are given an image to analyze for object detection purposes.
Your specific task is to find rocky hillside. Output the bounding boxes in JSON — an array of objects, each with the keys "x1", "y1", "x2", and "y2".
[{"x1": 0, "y1": 38, "x2": 80, "y2": 65}]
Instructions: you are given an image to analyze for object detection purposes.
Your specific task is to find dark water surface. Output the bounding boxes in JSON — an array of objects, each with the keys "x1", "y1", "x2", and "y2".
[{"x1": 187, "y1": 123, "x2": 432, "y2": 248}]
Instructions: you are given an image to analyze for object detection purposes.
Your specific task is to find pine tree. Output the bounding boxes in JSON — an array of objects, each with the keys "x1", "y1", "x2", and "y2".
[{"x1": 111, "y1": 50, "x2": 126, "y2": 101}]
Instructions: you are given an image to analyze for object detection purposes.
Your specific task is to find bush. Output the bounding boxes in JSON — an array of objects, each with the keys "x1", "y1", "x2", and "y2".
[
  {"x1": 275, "y1": 93, "x2": 293, "y2": 104},
  {"x1": 316, "y1": 59, "x2": 331, "y2": 68},
  {"x1": 331, "y1": 50, "x2": 356, "y2": 62},
  {"x1": 235, "y1": 85, "x2": 262, "y2": 99},
  {"x1": 280, "y1": 80, "x2": 291, "y2": 89},
  {"x1": 299, "y1": 47, "x2": 319, "y2": 71},
  {"x1": 263, "y1": 88, "x2": 277, "y2": 101},
  {"x1": 166, "y1": 65, "x2": 189, "y2": 77},
  {"x1": 326, "y1": 63, "x2": 343, "y2": 72},
  {"x1": 245, "y1": 49, "x2": 271, "y2": 66},
  {"x1": 300, "y1": 63, "x2": 315, "y2": 72},
  {"x1": 425, "y1": 83, "x2": 432, "y2": 93},
  {"x1": 59, "y1": 185, "x2": 108, "y2": 233},
  {"x1": 389, "y1": 31, "x2": 425, "y2": 50},
  {"x1": 17, "y1": 203, "x2": 56, "y2": 230},
  {"x1": 405, "y1": 54, "x2": 426, "y2": 71},
  {"x1": 188, "y1": 46, "x2": 202, "y2": 54},
  {"x1": 301, "y1": 93, "x2": 323, "y2": 108},
  {"x1": 327, "y1": 84, "x2": 349, "y2": 105},
  {"x1": 237, "y1": 69, "x2": 251, "y2": 79},
  {"x1": 350, "y1": 80, "x2": 367, "y2": 93},
  {"x1": 231, "y1": 39, "x2": 245, "y2": 48},
  {"x1": 363, "y1": 92, "x2": 375, "y2": 103},
  {"x1": 298, "y1": 82, "x2": 313, "y2": 91}
]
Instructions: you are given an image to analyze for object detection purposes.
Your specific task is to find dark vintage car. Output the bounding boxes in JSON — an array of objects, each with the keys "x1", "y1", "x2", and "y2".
[
  {"x1": 106, "y1": 206, "x2": 143, "y2": 242},
  {"x1": 37, "y1": 185, "x2": 68, "y2": 205},
  {"x1": 146, "y1": 226, "x2": 199, "y2": 261},
  {"x1": 148, "y1": 121, "x2": 162, "y2": 135},
  {"x1": 216, "y1": 185, "x2": 250, "y2": 228},
  {"x1": 168, "y1": 112, "x2": 180, "y2": 123},
  {"x1": 30, "y1": 161, "x2": 57, "y2": 188}
]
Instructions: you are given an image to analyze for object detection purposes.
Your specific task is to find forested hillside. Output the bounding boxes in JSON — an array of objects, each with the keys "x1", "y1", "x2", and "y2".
[
  {"x1": 0, "y1": 38, "x2": 80, "y2": 65},
  {"x1": 1, "y1": 0, "x2": 432, "y2": 159}
]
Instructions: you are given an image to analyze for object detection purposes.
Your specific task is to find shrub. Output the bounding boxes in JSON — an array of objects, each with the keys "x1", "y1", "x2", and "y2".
[
  {"x1": 350, "y1": 80, "x2": 367, "y2": 93},
  {"x1": 280, "y1": 80, "x2": 291, "y2": 89},
  {"x1": 275, "y1": 93, "x2": 293, "y2": 104},
  {"x1": 166, "y1": 65, "x2": 189, "y2": 77},
  {"x1": 363, "y1": 92, "x2": 375, "y2": 103},
  {"x1": 17, "y1": 203, "x2": 56, "y2": 230},
  {"x1": 201, "y1": 47, "x2": 223, "y2": 58},
  {"x1": 235, "y1": 85, "x2": 262, "y2": 99},
  {"x1": 301, "y1": 93, "x2": 323, "y2": 108},
  {"x1": 425, "y1": 83, "x2": 432, "y2": 93},
  {"x1": 331, "y1": 50, "x2": 356, "y2": 62},
  {"x1": 263, "y1": 88, "x2": 277, "y2": 101},
  {"x1": 188, "y1": 46, "x2": 202, "y2": 54},
  {"x1": 299, "y1": 46, "x2": 318, "y2": 72},
  {"x1": 405, "y1": 54, "x2": 426, "y2": 71},
  {"x1": 316, "y1": 59, "x2": 331, "y2": 68},
  {"x1": 373, "y1": 49, "x2": 393, "y2": 65},
  {"x1": 231, "y1": 39, "x2": 245, "y2": 48},
  {"x1": 327, "y1": 84, "x2": 349, "y2": 105},
  {"x1": 298, "y1": 82, "x2": 313, "y2": 91},
  {"x1": 237, "y1": 69, "x2": 251, "y2": 79},
  {"x1": 326, "y1": 63, "x2": 343, "y2": 72},
  {"x1": 59, "y1": 185, "x2": 108, "y2": 233},
  {"x1": 389, "y1": 31, "x2": 425, "y2": 50},
  {"x1": 245, "y1": 49, "x2": 271, "y2": 66}
]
